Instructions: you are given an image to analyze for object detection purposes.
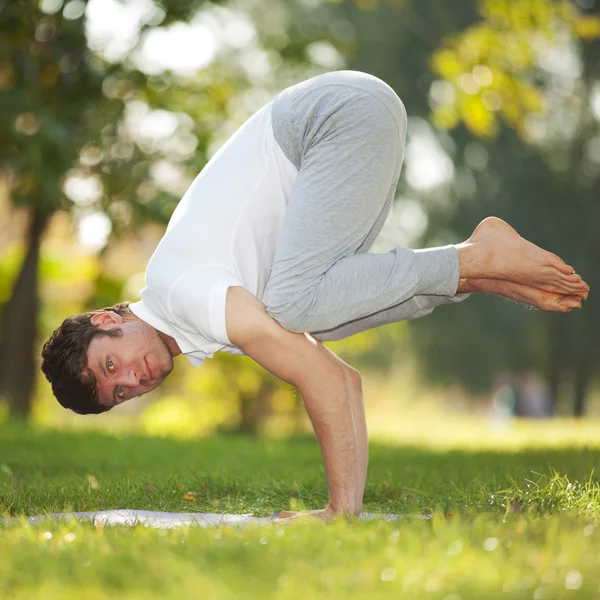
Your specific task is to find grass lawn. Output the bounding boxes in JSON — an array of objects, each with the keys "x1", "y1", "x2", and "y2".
[{"x1": 2, "y1": 417, "x2": 600, "y2": 599}]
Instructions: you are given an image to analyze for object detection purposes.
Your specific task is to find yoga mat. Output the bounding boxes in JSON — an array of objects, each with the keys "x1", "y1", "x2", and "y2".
[{"x1": 2, "y1": 510, "x2": 429, "y2": 529}]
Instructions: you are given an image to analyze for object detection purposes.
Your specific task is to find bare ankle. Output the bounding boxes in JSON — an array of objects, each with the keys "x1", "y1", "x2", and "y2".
[
  {"x1": 456, "y1": 278, "x2": 490, "y2": 294},
  {"x1": 456, "y1": 278, "x2": 471, "y2": 293},
  {"x1": 456, "y1": 241, "x2": 485, "y2": 280}
]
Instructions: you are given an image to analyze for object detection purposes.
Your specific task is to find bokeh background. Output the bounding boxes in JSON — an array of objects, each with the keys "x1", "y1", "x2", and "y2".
[{"x1": 1, "y1": 0, "x2": 600, "y2": 440}]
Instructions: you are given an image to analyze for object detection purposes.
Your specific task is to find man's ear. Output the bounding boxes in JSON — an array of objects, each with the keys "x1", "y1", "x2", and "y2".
[{"x1": 90, "y1": 311, "x2": 124, "y2": 328}]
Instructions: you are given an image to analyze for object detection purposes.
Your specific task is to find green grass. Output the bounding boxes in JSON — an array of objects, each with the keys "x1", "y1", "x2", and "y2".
[{"x1": 2, "y1": 418, "x2": 600, "y2": 599}]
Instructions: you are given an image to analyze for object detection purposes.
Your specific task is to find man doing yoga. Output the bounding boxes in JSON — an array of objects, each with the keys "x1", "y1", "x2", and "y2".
[{"x1": 41, "y1": 70, "x2": 589, "y2": 522}]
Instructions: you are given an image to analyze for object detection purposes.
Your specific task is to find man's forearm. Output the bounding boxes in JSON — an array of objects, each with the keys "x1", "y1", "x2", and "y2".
[
  {"x1": 299, "y1": 366, "x2": 362, "y2": 516},
  {"x1": 224, "y1": 288, "x2": 366, "y2": 518}
]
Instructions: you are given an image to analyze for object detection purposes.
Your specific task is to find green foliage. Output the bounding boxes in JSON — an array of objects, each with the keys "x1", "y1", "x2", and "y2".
[
  {"x1": 430, "y1": 0, "x2": 600, "y2": 138},
  {"x1": 137, "y1": 346, "x2": 308, "y2": 438},
  {"x1": 5, "y1": 0, "x2": 599, "y2": 422},
  {"x1": 0, "y1": 0, "x2": 102, "y2": 212},
  {"x1": 0, "y1": 0, "x2": 237, "y2": 228},
  {"x1": 393, "y1": 0, "x2": 600, "y2": 408},
  {"x1": 0, "y1": 245, "x2": 23, "y2": 304},
  {"x1": 0, "y1": 0, "x2": 326, "y2": 418}
]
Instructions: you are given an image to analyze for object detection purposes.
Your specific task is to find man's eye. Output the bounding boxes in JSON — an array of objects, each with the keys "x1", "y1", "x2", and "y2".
[
  {"x1": 107, "y1": 358, "x2": 114, "y2": 372},
  {"x1": 116, "y1": 386, "x2": 124, "y2": 399}
]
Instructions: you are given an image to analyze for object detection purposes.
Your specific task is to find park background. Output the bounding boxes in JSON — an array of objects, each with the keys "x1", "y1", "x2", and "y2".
[
  {"x1": 3, "y1": 2, "x2": 600, "y2": 598},
  {"x1": 1, "y1": 0, "x2": 600, "y2": 437}
]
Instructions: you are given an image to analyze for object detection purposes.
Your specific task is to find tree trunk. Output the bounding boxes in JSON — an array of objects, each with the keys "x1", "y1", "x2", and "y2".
[
  {"x1": 546, "y1": 367, "x2": 560, "y2": 417},
  {"x1": 545, "y1": 316, "x2": 565, "y2": 416},
  {"x1": 573, "y1": 359, "x2": 591, "y2": 418},
  {"x1": 0, "y1": 205, "x2": 51, "y2": 420},
  {"x1": 573, "y1": 314, "x2": 593, "y2": 418}
]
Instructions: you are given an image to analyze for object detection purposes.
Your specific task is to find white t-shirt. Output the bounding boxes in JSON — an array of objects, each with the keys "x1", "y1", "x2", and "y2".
[{"x1": 129, "y1": 101, "x2": 299, "y2": 367}]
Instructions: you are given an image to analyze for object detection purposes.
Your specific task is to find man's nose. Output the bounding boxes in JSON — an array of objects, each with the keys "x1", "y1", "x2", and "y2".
[{"x1": 120, "y1": 369, "x2": 140, "y2": 387}]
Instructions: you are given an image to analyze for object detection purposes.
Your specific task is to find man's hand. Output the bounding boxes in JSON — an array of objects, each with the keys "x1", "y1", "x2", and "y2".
[
  {"x1": 273, "y1": 505, "x2": 343, "y2": 525},
  {"x1": 225, "y1": 285, "x2": 368, "y2": 517}
]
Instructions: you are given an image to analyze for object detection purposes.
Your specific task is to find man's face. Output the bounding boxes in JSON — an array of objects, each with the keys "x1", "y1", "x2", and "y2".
[{"x1": 86, "y1": 316, "x2": 174, "y2": 408}]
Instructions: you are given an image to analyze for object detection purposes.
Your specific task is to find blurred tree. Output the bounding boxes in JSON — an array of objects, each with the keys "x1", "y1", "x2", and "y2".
[
  {"x1": 0, "y1": 0, "x2": 256, "y2": 418},
  {"x1": 1, "y1": 1, "x2": 165, "y2": 416},
  {"x1": 319, "y1": 0, "x2": 599, "y2": 415},
  {"x1": 0, "y1": 0, "x2": 345, "y2": 422},
  {"x1": 414, "y1": 0, "x2": 600, "y2": 415},
  {"x1": 0, "y1": 0, "x2": 106, "y2": 418},
  {"x1": 8, "y1": 0, "x2": 597, "y2": 427}
]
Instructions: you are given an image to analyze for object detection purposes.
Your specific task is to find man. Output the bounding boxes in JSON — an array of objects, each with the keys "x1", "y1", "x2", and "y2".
[{"x1": 41, "y1": 70, "x2": 589, "y2": 523}]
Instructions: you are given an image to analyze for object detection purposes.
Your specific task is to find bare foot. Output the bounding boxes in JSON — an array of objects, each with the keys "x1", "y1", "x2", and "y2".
[
  {"x1": 457, "y1": 217, "x2": 589, "y2": 295},
  {"x1": 459, "y1": 278, "x2": 586, "y2": 313}
]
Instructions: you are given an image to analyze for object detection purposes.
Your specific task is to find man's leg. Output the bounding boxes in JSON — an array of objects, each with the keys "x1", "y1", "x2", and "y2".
[
  {"x1": 310, "y1": 274, "x2": 588, "y2": 342},
  {"x1": 265, "y1": 71, "x2": 588, "y2": 337},
  {"x1": 308, "y1": 293, "x2": 464, "y2": 342},
  {"x1": 266, "y1": 72, "x2": 466, "y2": 334}
]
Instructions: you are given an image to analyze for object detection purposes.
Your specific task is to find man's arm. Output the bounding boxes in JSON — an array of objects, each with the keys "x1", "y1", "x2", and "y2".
[
  {"x1": 323, "y1": 345, "x2": 368, "y2": 513},
  {"x1": 225, "y1": 285, "x2": 367, "y2": 516}
]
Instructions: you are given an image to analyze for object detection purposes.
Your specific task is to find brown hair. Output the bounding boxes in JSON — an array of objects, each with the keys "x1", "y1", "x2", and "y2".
[{"x1": 41, "y1": 302, "x2": 131, "y2": 415}]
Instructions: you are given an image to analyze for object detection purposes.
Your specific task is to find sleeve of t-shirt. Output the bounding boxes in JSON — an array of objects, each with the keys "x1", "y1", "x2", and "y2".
[{"x1": 167, "y1": 265, "x2": 244, "y2": 347}]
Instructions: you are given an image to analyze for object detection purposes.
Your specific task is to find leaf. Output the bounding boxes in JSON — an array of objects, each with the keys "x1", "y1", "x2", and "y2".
[
  {"x1": 87, "y1": 474, "x2": 99, "y2": 490},
  {"x1": 573, "y1": 15, "x2": 600, "y2": 39},
  {"x1": 144, "y1": 483, "x2": 157, "y2": 492},
  {"x1": 432, "y1": 105, "x2": 460, "y2": 131},
  {"x1": 183, "y1": 491, "x2": 197, "y2": 501},
  {"x1": 461, "y1": 94, "x2": 498, "y2": 137},
  {"x1": 518, "y1": 81, "x2": 543, "y2": 113},
  {"x1": 431, "y1": 49, "x2": 463, "y2": 79}
]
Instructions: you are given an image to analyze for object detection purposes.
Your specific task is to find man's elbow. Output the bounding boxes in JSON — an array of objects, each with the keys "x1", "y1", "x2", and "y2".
[
  {"x1": 264, "y1": 301, "x2": 307, "y2": 334},
  {"x1": 297, "y1": 349, "x2": 359, "y2": 401}
]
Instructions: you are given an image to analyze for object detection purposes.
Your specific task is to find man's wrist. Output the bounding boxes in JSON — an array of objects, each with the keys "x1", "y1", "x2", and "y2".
[{"x1": 328, "y1": 499, "x2": 361, "y2": 517}]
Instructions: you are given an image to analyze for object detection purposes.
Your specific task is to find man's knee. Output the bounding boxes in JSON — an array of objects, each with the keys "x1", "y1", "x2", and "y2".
[
  {"x1": 362, "y1": 84, "x2": 407, "y2": 141},
  {"x1": 345, "y1": 71, "x2": 407, "y2": 135}
]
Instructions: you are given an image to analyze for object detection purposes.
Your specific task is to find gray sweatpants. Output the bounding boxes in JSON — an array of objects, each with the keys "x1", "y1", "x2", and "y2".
[{"x1": 264, "y1": 70, "x2": 470, "y2": 342}]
